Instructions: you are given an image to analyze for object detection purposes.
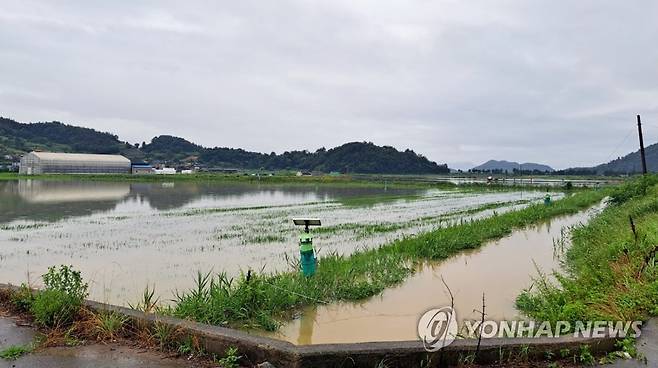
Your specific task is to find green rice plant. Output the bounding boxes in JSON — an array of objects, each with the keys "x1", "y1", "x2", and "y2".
[
  {"x1": 171, "y1": 189, "x2": 609, "y2": 331},
  {"x1": 0, "y1": 223, "x2": 48, "y2": 231},
  {"x1": 243, "y1": 234, "x2": 286, "y2": 244}
]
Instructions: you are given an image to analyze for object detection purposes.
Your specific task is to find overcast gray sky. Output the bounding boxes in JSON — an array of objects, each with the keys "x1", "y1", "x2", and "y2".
[{"x1": 2, "y1": 1, "x2": 658, "y2": 169}]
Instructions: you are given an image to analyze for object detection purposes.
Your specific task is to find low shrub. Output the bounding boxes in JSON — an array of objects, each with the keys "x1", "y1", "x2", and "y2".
[
  {"x1": 30, "y1": 265, "x2": 88, "y2": 328},
  {"x1": 11, "y1": 284, "x2": 35, "y2": 311}
]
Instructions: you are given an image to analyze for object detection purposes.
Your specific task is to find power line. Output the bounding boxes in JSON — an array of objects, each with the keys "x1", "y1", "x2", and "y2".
[{"x1": 604, "y1": 126, "x2": 634, "y2": 163}]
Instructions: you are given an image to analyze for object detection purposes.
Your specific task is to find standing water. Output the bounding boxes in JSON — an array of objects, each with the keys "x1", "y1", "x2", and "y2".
[
  {"x1": 0, "y1": 179, "x2": 551, "y2": 305},
  {"x1": 265, "y1": 203, "x2": 604, "y2": 344}
]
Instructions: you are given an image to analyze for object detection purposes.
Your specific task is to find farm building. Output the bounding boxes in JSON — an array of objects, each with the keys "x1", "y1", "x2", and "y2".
[
  {"x1": 19, "y1": 152, "x2": 131, "y2": 175},
  {"x1": 131, "y1": 163, "x2": 153, "y2": 175}
]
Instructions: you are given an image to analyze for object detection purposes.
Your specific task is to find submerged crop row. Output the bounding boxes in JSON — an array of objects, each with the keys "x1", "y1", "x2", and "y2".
[{"x1": 170, "y1": 188, "x2": 610, "y2": 331}]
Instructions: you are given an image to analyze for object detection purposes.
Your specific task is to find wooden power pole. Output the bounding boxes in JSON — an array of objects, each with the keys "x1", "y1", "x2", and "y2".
[{"x1": 637, "y1": 114, "x2": 648, "y2": 175}]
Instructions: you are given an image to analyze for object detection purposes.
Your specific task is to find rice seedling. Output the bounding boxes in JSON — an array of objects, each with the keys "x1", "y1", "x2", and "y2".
[
  {"x1": 0, "y1": 177, "x2": 588, "y2": 308},
  {"x1": 172, "y1": 188, "x2": 608, "y2": 331},
  {"x1": 242, "y1": 234, "x2": 286, "y2": 244},
  {"x1": 0, "y1": 223, "x2": 49, "y2": 231}
]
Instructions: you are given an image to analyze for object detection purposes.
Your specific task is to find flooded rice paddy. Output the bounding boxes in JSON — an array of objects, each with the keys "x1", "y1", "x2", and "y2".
[
  {"x1": 0, "y1": 179, "x2": 552, "y2": 306},
  {"x1": 266, "y1": 204, "x2": 603, "y2": 344}
]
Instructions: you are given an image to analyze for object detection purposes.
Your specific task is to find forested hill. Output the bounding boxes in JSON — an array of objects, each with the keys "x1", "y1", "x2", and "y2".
[
  {"x1": 0, "y1": 117, "x2": 448, "y2": 174},
  {"x1": 0, "y1": 117, "x2": 127, "y2": 155},
  {"x1": 592, "y1": 142, "x2": 658, "y2": 174},
  {"x1": 142, "y1": 136, "x2": 449, "y2": 174}
]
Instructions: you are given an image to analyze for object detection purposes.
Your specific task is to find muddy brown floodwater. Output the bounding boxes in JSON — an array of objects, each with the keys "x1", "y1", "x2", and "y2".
[{"x1": 265, "y1": 203, "x2": 604, "y2": 345}]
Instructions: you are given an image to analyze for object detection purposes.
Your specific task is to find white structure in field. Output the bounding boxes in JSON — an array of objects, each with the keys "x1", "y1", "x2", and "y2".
[
  {"x1": 19, "y1": 152, "x2": 131, "y2": 175},
  {"x1": 153, "y1": 167, "x2": 176, "y2": 175}
]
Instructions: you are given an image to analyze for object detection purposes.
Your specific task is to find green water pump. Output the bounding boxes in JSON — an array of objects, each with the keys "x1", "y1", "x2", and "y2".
[{"x1": 293, "y1": 218, "x2": 321, "y2": 277}]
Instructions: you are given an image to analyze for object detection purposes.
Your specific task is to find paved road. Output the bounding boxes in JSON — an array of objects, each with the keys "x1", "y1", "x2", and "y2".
[
  {"x1": 604, "y1": 318, "x2": 657, "y2": 367},
  {"x1": 0, "y1": 315, "x2": 198, "y2": 368}
]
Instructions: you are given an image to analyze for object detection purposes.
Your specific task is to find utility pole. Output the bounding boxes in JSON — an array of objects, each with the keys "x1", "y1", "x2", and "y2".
[{"x1": 637, "y1": 114, "x2": 648, "y2": 175}]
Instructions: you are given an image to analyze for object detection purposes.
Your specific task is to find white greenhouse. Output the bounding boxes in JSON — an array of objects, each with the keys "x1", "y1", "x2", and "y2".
[{"x1": 19, "y1": 152, "x2": 131, "y2": 175}]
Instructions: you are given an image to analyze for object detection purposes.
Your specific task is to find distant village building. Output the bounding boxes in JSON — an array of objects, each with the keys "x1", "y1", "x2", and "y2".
[
  {"x1": 19, "y1": 152, "x2": 131, "y2": 175},
  {"x1": 153, "y1": 167, "x2": 176, "y2": 175},
  {"x1": 131, "y1": 163, "x2": 153, "y2": 175}
]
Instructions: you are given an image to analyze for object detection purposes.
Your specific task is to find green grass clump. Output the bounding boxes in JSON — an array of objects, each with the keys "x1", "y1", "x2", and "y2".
[
  {"x1": 609, "y1": 174, "x2": 658, "y2": 205},
  {"x1": 173, "y1": 250, "x2": 412, "y2": 331},
  {"x1": 517, "y1": 174, "x2": 658, "y2": 327},
  {"x1": 173, "y1": 188, "x2": 608, "y2": 331},
  {"x1": 29, "y1": 265, "x2": 89, "y2": 328},
  {"x1": 0, "y1": 344, "x2": 33, "y2": 360},
  {"x1": 94, "y1": 311, "x2": 128, "y2": 339}
]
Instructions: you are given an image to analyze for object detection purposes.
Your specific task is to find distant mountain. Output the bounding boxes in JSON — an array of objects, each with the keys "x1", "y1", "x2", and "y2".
[
  {"x1": 471, "y1": 160, "x2": 554, "y2": 173},
  {"x1": 0, "y1": 117, "x2": 448, "y2": 174},
  {"x1": 591, "y1": 142, "x2": 658, "y2": 175}
]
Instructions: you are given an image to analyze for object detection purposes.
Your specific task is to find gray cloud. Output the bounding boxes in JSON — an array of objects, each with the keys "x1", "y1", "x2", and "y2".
[{"x1": 1, "y1": 0, "x2": 658, "y2": 169}]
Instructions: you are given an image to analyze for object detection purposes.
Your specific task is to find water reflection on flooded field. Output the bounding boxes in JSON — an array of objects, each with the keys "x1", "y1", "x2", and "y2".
[{"x1": 0, "y1": 180, "x2": 549, "y2": 306}]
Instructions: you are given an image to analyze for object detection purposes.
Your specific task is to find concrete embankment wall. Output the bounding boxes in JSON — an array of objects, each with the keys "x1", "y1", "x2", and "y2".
[{"x1": 0, "y1": 284, "x2": 619, "y2": 367}]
